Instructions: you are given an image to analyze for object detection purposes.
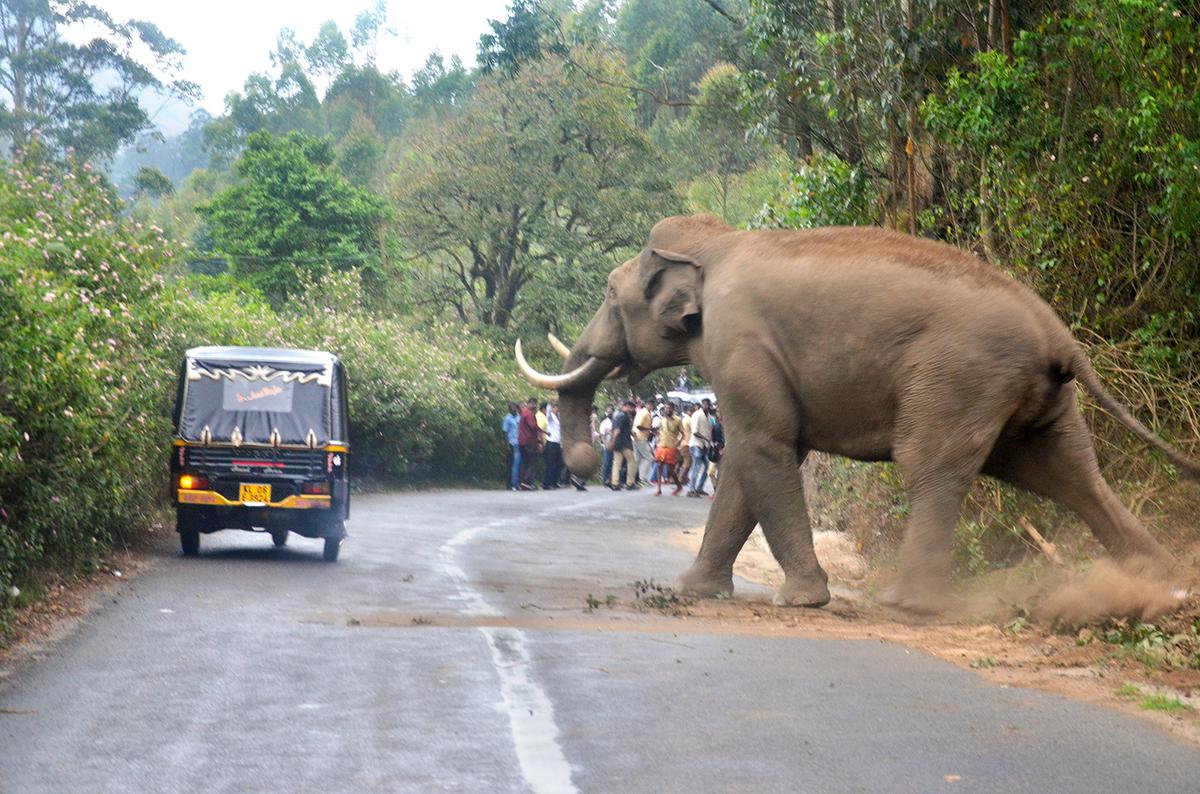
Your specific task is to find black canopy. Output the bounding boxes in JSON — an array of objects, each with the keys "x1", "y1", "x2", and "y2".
[{"x1": 175, "y1": 347, "x2": 347, "y2": 447}]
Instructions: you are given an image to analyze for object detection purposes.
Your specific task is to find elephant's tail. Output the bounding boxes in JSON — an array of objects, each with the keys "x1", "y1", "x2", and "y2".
[{"x1": 1071, "y1": 347, "x2": 1200, "y2": 481}]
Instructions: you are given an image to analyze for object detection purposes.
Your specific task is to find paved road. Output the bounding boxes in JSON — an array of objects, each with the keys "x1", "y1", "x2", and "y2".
[{"x1": 2, "y1": 488, "x2": 1197, "y2": 793}]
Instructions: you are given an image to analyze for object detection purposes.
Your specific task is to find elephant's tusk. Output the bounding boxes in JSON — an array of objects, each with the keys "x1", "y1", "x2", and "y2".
[
  {"x1": 515, "y1": 340, "x2": 609, "y2": 391},
  {"x1": 547, "y1": 332, "x2": 572, "y2": 360},
  {"x1": 604, "y1": 364, "x2": 625, "y2": 380}
]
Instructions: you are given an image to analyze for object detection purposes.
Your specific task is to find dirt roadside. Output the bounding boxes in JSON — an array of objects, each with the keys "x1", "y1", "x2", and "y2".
[{"x1": 674, "y1": 526, "x2": 1200, "y2": 748}]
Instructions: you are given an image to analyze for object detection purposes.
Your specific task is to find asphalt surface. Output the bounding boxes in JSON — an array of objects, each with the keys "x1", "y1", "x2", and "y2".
[{"x1": 1, "y1": 487, "x2": 1198, "y2": 793}]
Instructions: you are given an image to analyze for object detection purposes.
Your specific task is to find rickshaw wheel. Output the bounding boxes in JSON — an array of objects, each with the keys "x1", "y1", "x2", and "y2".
[
  {"x1": 322, "y1": 537, "x2": 341, "y2": 562},
  {"x1": 177, "y1": 509, "x2": 200, "y2": 556},
  {"x1": 270, "y1": 529, "x2": 288, "y2": 547},
  {"x1": 180, "y1": 528, "x2": 199, "y2": 557}
]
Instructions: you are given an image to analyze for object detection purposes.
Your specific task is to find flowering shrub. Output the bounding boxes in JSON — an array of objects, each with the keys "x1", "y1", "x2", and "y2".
[{"x1": 0, "y1": 146, "x2": 182, "y2": 612}]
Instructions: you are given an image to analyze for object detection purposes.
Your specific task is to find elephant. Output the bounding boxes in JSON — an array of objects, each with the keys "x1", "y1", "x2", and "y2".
[{"x1": 516, "y1": 214, "x2": 1199, "y2": 612}]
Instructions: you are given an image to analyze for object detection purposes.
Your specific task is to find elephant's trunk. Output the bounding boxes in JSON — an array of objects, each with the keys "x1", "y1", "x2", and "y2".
[{"x1": 558, "y1": 383, "x2": 601, "y2": 478}]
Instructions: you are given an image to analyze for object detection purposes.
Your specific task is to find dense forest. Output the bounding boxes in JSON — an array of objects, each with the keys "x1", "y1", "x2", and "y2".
[{"x1": 2, "y1": 0, "x2": 1199, "y2": 624}]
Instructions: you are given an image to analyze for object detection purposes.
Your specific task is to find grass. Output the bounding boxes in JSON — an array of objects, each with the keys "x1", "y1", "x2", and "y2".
[
  {"x1": 1115, "y1": 682, "x2": 1194, "y2": 713},
  {"x1": 1115, "y1": 682, "x2": 1142, "y2": 699},
  {"x1": 1138, "y1": 693, "x2": 1194, "y2": 713}
]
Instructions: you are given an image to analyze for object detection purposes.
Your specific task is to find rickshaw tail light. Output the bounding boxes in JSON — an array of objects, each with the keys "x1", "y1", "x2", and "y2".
[
  {"x1": 301, "y1": 481, "x2": 331, "y2": 495},
  {"x1": 179, "y1": 474, "x2": 207, "y2": 490}
]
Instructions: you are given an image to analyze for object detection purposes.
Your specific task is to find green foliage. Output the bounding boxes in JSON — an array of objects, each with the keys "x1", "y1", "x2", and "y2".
[
  {"x1": 684, "y1": 154, "x2": 789, "y2": 227},
  {"x1": 614, "y1": 0, "x2": 747, "y2": 127},
  {"x1": 478, "y1": 0, "x2": 568, "y2": 76},
  {"x1": 921, "y1": 1, "x2": 1200, "y2": 339},
  {"x1": 1101, "y1": 619, "x2": 1200, "y2": 671},
  {"x1": 133, "y1": 167, "x2": 174, "y2": 199},
  {"x1": 393, "y1": 49, "x2": 680, "y2": 330},
  {"x1": 653, "y1": 63, "x2": 769, "y2": 222},
  {"x1": 110, "y1": 110, "x2": 214, "y2": 199},
  {"x1": 0, "y1": 146, "x2": 184, "y2": 614},
  {"x1": 1119, "y1": 682, "x2": 1196, "y2": 712},
  {"x1": 754, "y1": 154, "x2": 872, "y2": 228},
  {"x1": 197, "y1": 131, "x2": 388, "y2": 304},
  {"x1": 276, "y1": 272, "x2": 525, "y2": 481}
]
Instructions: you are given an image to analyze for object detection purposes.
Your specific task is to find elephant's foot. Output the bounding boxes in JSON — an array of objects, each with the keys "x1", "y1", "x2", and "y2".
[
  {"x1": 877, "y1": 579, "x2": 948, "y2": 615},
  {"x1": 675, "y1": 565, "x2": 734, "y2": 599},
  {"x1": 771, "y1": 575, "x2": 831, "y2": 608}
]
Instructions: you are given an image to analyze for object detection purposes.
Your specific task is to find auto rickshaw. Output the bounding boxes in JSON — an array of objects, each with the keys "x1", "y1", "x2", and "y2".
[{"x1": 170, "y1": 347, "x2": 350, "y2": 560}]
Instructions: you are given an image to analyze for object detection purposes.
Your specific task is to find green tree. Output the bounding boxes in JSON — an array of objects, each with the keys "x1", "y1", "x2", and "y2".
[
  {"x1": 681, "y1": 63, "x2": 767, "y2": 221},
  {"x1": 225, "y1": 62, "x2": 324, "y2": 138},
  {"x1": 306, "y1": 20, "x2": 350, "y2": 87},
  {"x1": 324, "y1": 64, "x2": 409, "y2": 139},
  {"x1": 392, "y1": 49, "x2": 679, "y2": 330},
  {"x1": 132, "y1": 165, "x2": 173, "y2": 199},
  {"x1": 198, "y1": 131, "x2": 388, "y2": 303},
  {"x1": 0, "y1": 0, "x2": 196, "y2": 160},
  {"x1": 613, "y1": 0, "x2": 747, "y2": 127},
  {"x1": 478, "y1": 0, "x2": 568, "y2": 76},
  {"x1": 335, "y1": 112, "x2": 384, "y2": 188},
  {"x1": 409, "y1": 53, "x2": 472, "y2": 118}
]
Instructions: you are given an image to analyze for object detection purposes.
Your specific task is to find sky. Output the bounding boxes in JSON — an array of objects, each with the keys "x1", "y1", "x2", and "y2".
[{"x1": 82, "y1": 1, "x2": 512, "y2": 133}]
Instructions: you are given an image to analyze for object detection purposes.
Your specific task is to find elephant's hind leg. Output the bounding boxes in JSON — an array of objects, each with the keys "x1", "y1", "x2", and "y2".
[
  {"x1": 676, "y1": 461, "x2": 756, "y2": 598},
  {"x1": 889, "y1": 402, "x2": 1009, "y2": 612},
  {"x1": 983, "y1": 406, "x2": 1171, "y2": 566}
]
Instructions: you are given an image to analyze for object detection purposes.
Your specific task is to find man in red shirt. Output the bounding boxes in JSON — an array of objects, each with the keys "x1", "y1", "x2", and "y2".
[{"x1": 518, "y1": 397, "x2": 542, "y2": 490}]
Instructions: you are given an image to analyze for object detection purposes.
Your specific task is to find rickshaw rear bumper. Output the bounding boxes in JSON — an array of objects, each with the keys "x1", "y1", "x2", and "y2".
[{"x1": 176, "y1": 498, "x2": 348, "y2": 539}]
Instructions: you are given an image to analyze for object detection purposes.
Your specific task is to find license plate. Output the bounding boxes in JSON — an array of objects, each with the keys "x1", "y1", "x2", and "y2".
[{"x1": 239, "y1": 483, "x2": 271, "y2": 504}]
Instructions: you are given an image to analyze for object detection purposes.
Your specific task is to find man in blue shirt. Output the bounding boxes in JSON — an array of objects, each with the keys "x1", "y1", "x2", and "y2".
[{"x1": 502, "y1": 402, "x2": 521, "y2": 491}]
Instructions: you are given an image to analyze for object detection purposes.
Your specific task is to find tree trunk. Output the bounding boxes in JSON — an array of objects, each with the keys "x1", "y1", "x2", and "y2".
[
  {"x1": 987, "y1": 0, "x2": 1002, "y2": 53},
  {"x1": 907, "y1": 106, "x2": 918, "y2": 236},
  {"x1": 979, "y1": 154, "x2": 997, "y2": 261},
  {"x1": 10, "y1": 8, "x2": 31, "y2": 151},
  {"x1": 827, "y1": 0, "x2": 863, "y2": 166}
]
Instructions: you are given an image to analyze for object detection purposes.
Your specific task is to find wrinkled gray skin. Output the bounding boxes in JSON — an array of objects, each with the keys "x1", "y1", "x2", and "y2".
[{"x1": 545, "y1": 215, "x2": 1197, "y2": 611}]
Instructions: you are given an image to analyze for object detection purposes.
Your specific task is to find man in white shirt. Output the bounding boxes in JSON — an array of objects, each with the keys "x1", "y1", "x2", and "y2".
[
  {"x1": 598, "y1": 404, "x2": 615, "y2": 485},
  {"x1": 688, "y1": 399, "x2": 713, "y2": 496},
  {"x1": 542, "y1": 402, "x2": 563, "y2": 489}
]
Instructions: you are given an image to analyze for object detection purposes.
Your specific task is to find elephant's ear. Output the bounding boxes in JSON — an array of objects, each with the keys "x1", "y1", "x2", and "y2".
[{"x1": 639, "y1": 248, "x2": 702, "y2": 336}]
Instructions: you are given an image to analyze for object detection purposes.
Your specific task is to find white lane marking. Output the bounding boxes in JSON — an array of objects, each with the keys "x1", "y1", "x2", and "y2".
[{"x1": 439, "y1": 505, "x2": 584, "y2": 794}]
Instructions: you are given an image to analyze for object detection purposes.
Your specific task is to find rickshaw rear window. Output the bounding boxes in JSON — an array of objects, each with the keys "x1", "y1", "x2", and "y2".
[{"x1": 222, "y1": 378, "x2": 295, "y2": 412}]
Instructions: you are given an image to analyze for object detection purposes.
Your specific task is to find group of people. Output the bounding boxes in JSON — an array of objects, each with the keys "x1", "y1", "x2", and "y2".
[
  {"x1": 501, "y1": 375, "x2": 726, "y2": 498},
  {"x1": 501, "y1": 398, "x2": 588, "y2": 492},
  {"x1": 596, "y1": 396, "x2": 723, "y2": 497}
]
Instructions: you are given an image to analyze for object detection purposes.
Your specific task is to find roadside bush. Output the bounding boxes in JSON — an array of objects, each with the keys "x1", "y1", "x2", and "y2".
[
  {"x1": 0, "y1": 147, "x2": 182, "y2": 613},
  {"x1": 280, "y1": 272, "x2": 525, "y2": 481}
]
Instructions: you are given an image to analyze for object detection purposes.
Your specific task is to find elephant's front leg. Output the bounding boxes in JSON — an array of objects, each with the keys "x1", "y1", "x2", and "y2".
[
  {"x1": 715, "y1": 438, "x2": 830, "y2": 606},
  {"x1": 676, "y1": 459, "x2": 756, "y2": 598}
]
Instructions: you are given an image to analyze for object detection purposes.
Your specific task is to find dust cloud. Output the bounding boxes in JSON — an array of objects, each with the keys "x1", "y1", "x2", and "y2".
[{"x1": 1036, "y1": 557, "x2": 1192, "y2": 627}]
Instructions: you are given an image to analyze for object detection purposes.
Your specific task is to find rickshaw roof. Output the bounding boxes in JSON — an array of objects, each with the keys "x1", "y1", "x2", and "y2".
[{"x1": 185, "y1": 346, "x2": 340, "y2": 372}]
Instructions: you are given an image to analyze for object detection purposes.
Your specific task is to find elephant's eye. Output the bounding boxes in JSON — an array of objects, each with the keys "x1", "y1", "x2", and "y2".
[{"x1": 607, "y1": 286, "x2": 616, "y2": 300}]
